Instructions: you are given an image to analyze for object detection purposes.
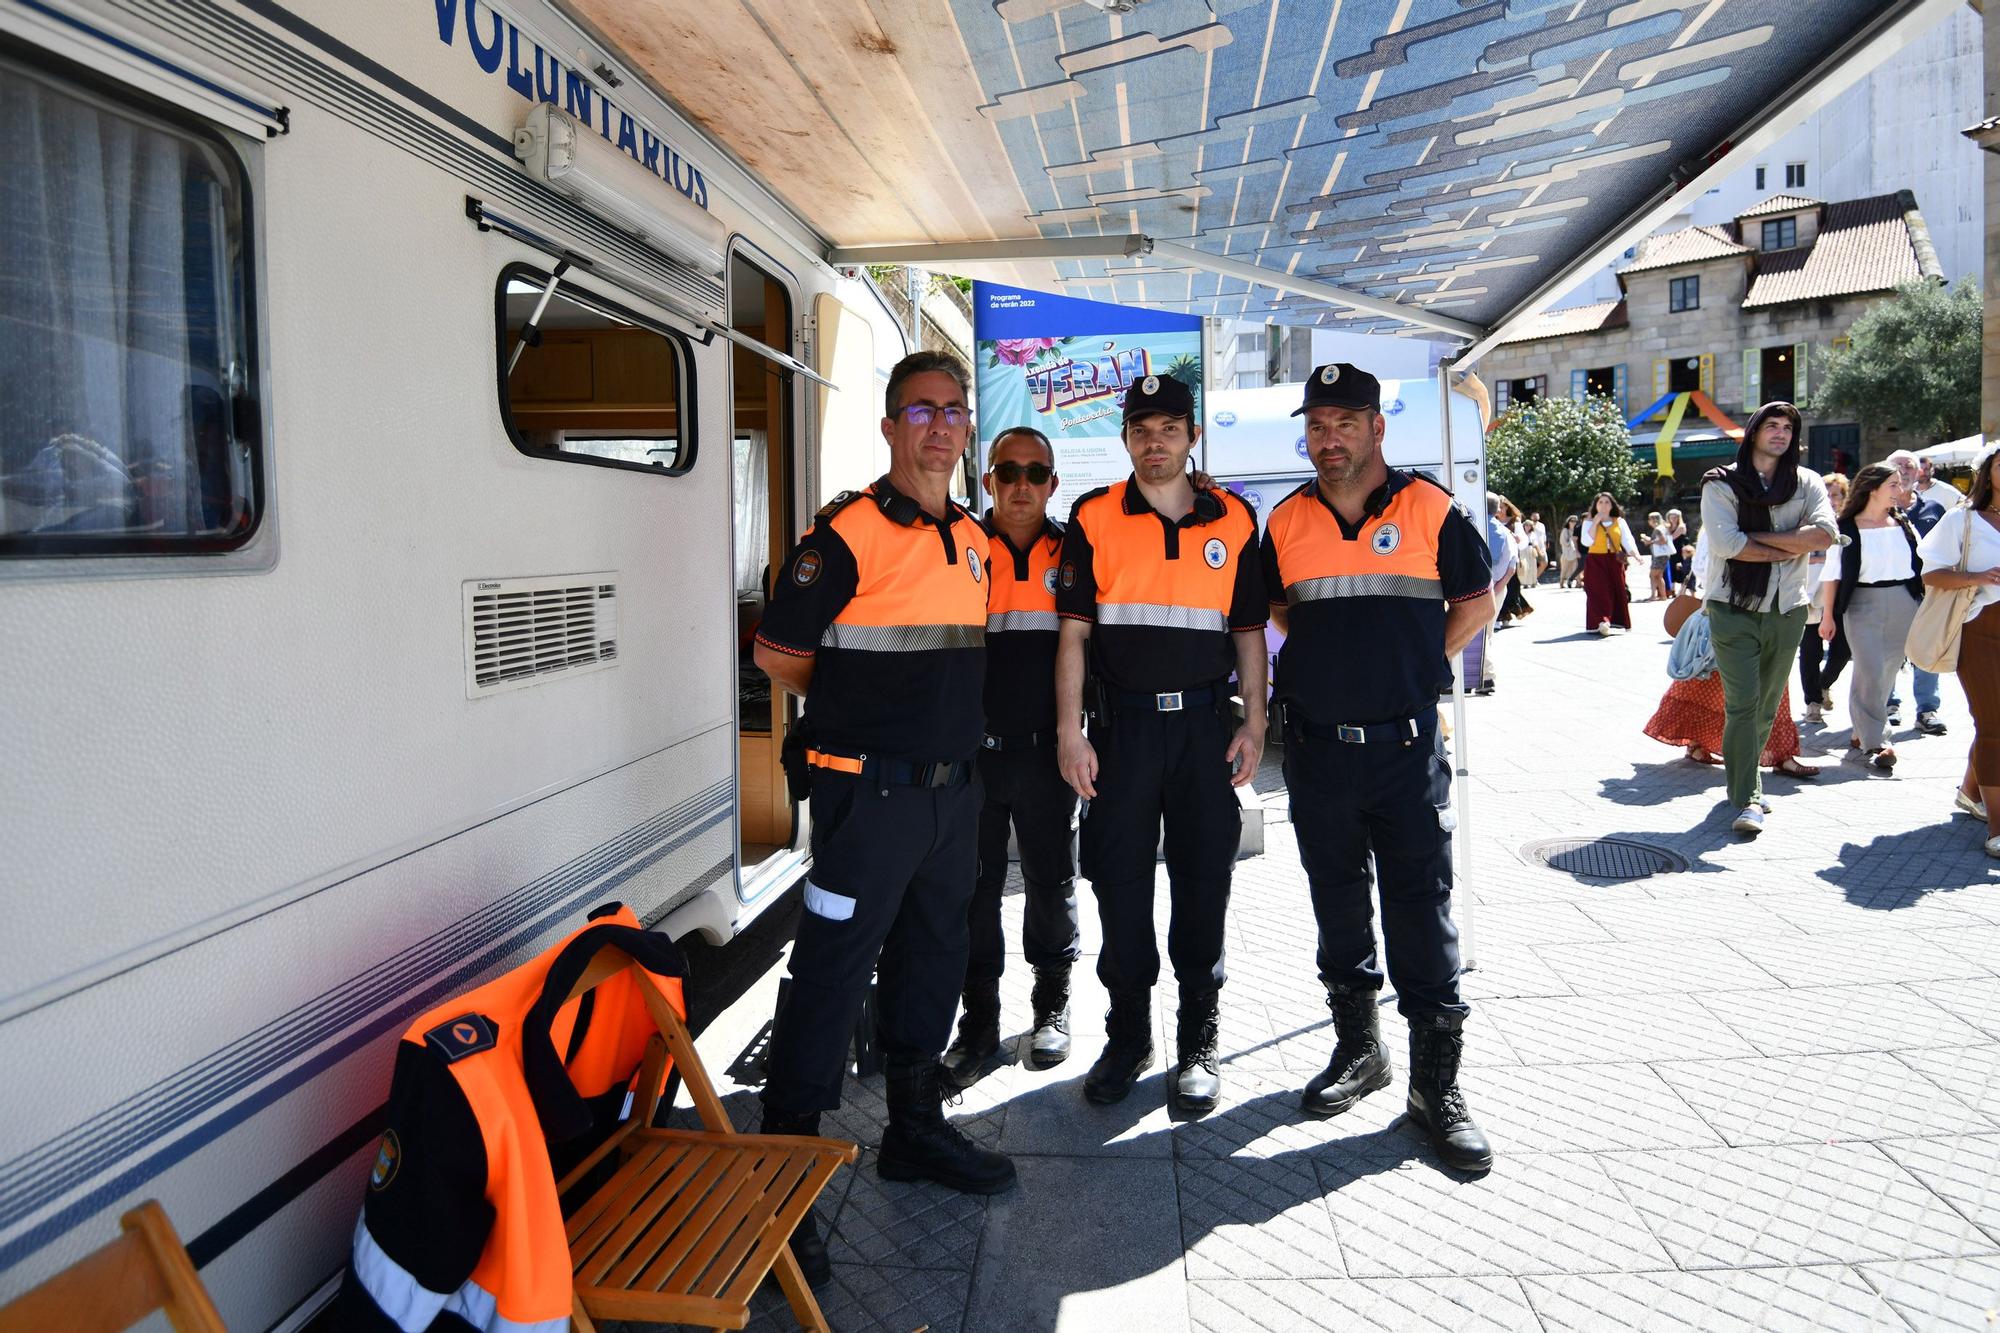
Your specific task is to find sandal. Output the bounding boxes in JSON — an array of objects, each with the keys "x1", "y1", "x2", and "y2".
[
  {"x1": 1773, "y1": 758, "x2": 1819, "y2": 779},
  {"x1": 1870, "y1": 747, "x2": 1898, "y2": 771},
  {"x1": 1684, "y1": 745, "x2": 1722, "y2": 766}
]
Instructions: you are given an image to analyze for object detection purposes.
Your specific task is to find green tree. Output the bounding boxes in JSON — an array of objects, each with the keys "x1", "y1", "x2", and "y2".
[
  {"x1": 1809, "y1": 278, "x2": 1982, "y2": 442},
  {"x1": 1485, "y1": 393, "x2": 1647, "y2": 522}
]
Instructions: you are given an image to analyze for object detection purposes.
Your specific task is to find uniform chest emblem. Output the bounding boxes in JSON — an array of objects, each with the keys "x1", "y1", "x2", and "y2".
[
  {"x1": 1371, "y1": 523, "x2": 1401, "y2": 555},
  {"x1": 1043, "y1": 567, "x2": 1058, "y2": 595},
  {"x1": 1060, "y1": 561, "x2": 1076, "y2": 589},
  {"x1": 794, "y1": 551, "x2": 822, "y2": 586},
  {"x1": 369, "y1": 1129, "x2": 401, "y2": 1191},
  {"x1": 967, "y1": 549, "x2": 983, "y2": 582},
  {"x1": 1202, "y1": 537, "x2": 1227, "y2": 569}
]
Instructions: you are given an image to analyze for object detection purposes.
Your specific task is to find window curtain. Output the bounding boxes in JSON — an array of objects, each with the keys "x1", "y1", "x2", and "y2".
[
  {"x1": 1, "y1": 69, "x2": 235, "y2": 540},
  {"x1": 732, "y1": 432, "x2": 770, "y2": 597}
]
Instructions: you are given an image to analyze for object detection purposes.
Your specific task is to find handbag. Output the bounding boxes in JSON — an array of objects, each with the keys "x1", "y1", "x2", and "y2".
[
  {"x1": 1906, "y1": 505, "x2": 1978, "y2": 673},
  {"x1": 1666, "y1": 605, "x2": 1715, "y2": 680},
  {"x1": 1662, "y1": 591, "x2": 1702, "y2": 638}
]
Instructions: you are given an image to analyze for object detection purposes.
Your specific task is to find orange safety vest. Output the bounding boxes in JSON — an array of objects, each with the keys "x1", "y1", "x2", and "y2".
[
  {"x1": 1264, "y1": 474, "x2": 1457, "y2": 608},
  {"x1": 819, "y1": 484, "x2": 989, "y2": 654},
  {"x1": 984, "y1": 519, "x2": 1062, "y2": 634},
  {"x1": 339, "y1": 905, "x2": 686, "y2": 1333}
]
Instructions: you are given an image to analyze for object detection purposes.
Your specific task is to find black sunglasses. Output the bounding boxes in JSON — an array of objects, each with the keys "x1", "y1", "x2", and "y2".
[{"x1": 991, "y1": 462, "x2": 1053, "y2": 485}]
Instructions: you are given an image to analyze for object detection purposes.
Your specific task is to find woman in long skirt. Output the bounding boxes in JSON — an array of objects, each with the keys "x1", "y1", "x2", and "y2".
[
  {"x1": 1580, "y1": 492, "x2": 1635, "y2": 634},
  {"x1": 1645, "y1": 673, "x2": 1817, "y2": 778},
  {"x1": 1821, "y1": 464, "x2": 1925, "y2": 769}
]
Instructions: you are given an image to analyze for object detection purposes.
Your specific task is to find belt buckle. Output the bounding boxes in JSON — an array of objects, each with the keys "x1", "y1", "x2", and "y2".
[
  {"x1": 925, "y1": 762, "x2": 956, "y2": 787},
  {"x1": 1335, "y1": 724, "x2": 1367, "y2": 744},
  {"x1": 1156, "y1": 691, "x2": 1183, "y2": 712},
  {"x1": 981, "y1": 735, "x2": 1000, "y2": 750}
]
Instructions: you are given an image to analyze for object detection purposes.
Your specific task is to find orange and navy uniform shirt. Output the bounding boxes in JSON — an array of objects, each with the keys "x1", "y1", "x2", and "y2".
[
  {"x1": 980, "y1": 512, "x2": 1064, "y2": 739},
  {"x1": 1258, "y1": 469, "x2": 1491, "y2": 726},
  {"x1": 1056, "y1": 476, "x2": 1266, "y2": 694},
  {"x1": 755, "y1": 476, "x2": 990, "y2": 763}
]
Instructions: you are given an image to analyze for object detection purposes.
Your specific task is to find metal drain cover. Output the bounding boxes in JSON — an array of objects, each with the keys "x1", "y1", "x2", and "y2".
[{"x1": 1521, "y1": 837, "x2": 1688, "y2": 882}]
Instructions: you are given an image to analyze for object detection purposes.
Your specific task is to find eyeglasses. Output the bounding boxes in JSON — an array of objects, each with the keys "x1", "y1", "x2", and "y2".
[
  {"x1": 894, "y1": 404, "x2": 970, "y2": 428},
  {"x1": 991, "y1": 462, "x2": 1053, "y2": 485}
]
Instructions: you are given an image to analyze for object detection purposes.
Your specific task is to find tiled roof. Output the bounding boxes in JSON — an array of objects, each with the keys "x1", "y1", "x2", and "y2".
[
  {"x1": 1496, "y1": 299, "x2": 1629, "y2": 346},
  {"x1": 1736, "y1": 193, "x2": 1823, "y2": 220},
  {"x1": 1742, "y1": 193, "x2": 1924, "y2": 308},
  {"x1": 1616, "y1": 225, "x2": 1750, "y2": 275}
]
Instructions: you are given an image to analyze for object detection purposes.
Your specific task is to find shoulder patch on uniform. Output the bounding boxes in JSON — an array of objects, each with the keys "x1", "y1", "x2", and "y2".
[
  {"x1": 424, "y1": 1012, "x2": 498, "y2": 1063},
  {"x1": 368, "y1": 1128, "x2": 401, "y2": 1191},
  {"x1": 814, "y1": 490, "x2": 864, "y2": 521},
  {"x1": 793, "y1": 550, "x2": 823, "y2": 586}
]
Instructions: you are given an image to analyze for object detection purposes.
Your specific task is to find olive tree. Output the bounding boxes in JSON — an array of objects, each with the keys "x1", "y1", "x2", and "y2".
[
  {"x1": 1810, "y1": 278, "x2": 1982, "y2": 442},
  {"x1": 1484, "y1": 392, "x2": 1647, "y2": 522}
]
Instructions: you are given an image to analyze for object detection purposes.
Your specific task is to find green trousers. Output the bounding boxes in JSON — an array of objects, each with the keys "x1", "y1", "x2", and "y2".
[{"x1": 1705, "y1": 601, "x2": 1808, "y2": 809}]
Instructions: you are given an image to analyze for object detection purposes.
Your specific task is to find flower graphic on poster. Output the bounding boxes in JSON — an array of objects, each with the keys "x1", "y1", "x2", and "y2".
[{"x1": 989, "y1": 337, "x2": 1072, "y2": 369}]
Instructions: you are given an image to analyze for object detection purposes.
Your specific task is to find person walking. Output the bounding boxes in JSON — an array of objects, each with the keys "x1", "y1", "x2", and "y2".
[
  {"x1": 1581, "y1": 493, "x2": 1636, "y2": 634},
  {"x1": 1799, "y1": 471, "x2": 1852, "y2": 724},
  {"x1": 1885, "y1": 451, "x2": 1949, "y2": 736},
  {"x1": 1821, "y1": 464, "x2": 1923, "y2": 771},
  {"x1": 1055, "y1": 374, "x2": 1268, "y2": 1114},
  {"x1": 1527, "y1": 512, "x2": 1549, "y2": 585},
  {"x1": 1645, "y1": 511, "x2": 1672, "y2": 601},
  {"x1": 1558, "y1": 515, "x2": 1582, "y2": 588},
  {"x1": 1496, "y1": 497, "x2": 1534, "y2": 622},
  {"x1": 1700, "y1": 402, "x2": 1838, "y2": 836},
  {"x1": 940, "y1": 426, "x2": 1083, "y2": 1087},
  {"x1": 1260, "y1": 362, "x2": 1496, "y2": 1173},
  {"x1": 1919, "y1": 445, "x2": 2000, "y2": 850}
]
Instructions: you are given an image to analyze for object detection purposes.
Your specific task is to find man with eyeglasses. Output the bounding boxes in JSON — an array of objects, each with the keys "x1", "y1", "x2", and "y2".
[
  {"x1": 752, "y1": 351, "x2": 1015, "y2": 1285},
  {"x1": 1055, "y1": 374, "x2": 1268, "y2": 1114},
  {"x1": 940, "y1": 427, "x2": 1084, "y2": 1087}
]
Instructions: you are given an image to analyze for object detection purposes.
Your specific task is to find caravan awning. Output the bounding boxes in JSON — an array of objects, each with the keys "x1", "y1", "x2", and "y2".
[{"x1": 563, "y1": 0, "x2": 1954, "y2": 360}]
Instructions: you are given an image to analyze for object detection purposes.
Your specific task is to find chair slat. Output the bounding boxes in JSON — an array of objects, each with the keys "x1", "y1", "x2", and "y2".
[
  {"x1": 717, "y1": 1149, "x2": 852, "y2": 1309},
  {"x1": 567, "y1": 1135, "x2": 684, "y2": 1250},
  {"x1": 628, "y1": 1146, "x2": 771, "y2": 1292},
  {"x1": 658, "y1": 1147, "x2": 795, "y2": 1296},
  {"x1": 692, "y1": 1150, "x2": 817, "y2": 1300},
  {"x1": 584, "y1": 1141, "x2": 734, "y2": 1288}
]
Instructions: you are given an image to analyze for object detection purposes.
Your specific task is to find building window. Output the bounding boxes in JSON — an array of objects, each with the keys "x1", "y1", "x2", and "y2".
[
  {"x1": 1761, "y1": 346, "x2": 1796, "y2": 404},
  {"x1": 1667, "y1": 356, "x2": 1704, "y2": 395},
  {"x1": 1498, "y1": 376, "x2": 1545, "y2": 409},
  {"x1": 1669, "y1": 276, "x2": 1700, "y2": 312},
  {"x1": 1760, "y1": 217, "x2": 1797, "y2": 251},
  {"x1": 1237, "y1": 331, "x2": 1264, "y2": 352},
  {"x1": 1754, "y1": 165, "x2": 1766, "y2": 190},
  {"x1": 2, "y1": 56, "x2": 264, "y2": 558},
  {"x1": 1785, "y1": 162, "x2": 1806, "y2": 190},
  {"x1": 499, "y1": 265, "x2": 695, "y2": 475}
]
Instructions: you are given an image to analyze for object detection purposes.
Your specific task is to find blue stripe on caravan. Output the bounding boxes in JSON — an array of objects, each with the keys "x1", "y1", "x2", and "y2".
[
  {"x1": 0, "y1": 788, "x2": 730, "y2": 1268},
  {"x1": 0, "y1": 780, "x2": 728, "y2": 1226}
]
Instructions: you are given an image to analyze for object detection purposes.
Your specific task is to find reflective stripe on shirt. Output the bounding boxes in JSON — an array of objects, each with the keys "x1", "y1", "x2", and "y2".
[
  {"x1": 820, "y1": 622, "x2": 985, "y2": 651},
  {"x1": 987, "y1": 609, "x2": 1060, "y2": 632},
  {"x1": 1287, "y1": 573, "x2": 1443, "y2": 604},
  {"x1": 1095, "y1": 602, "x2": 1229, "y2": 632}
]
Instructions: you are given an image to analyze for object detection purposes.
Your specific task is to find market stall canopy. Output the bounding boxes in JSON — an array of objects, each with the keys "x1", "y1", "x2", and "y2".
[
  {"x1": 1917, "y1": 434, "x2": 1984, "y2": 466},
  {"x1": 559, "y1": 0, "x2": 1954, "y2": 357}
]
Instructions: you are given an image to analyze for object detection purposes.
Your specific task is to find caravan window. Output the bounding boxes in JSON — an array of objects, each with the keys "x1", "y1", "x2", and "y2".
[
  {"x1": 0, "y1": 57, "x2": 262, "y2": 557},
  {"x1": 498, "y1": 266, "x2": 695, "y2": 475}
]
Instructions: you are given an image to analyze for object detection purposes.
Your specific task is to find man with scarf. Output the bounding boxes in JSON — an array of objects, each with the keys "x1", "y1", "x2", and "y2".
[{"x1": 1699, "y1": 402, "x2": 1839, "y2": 835}]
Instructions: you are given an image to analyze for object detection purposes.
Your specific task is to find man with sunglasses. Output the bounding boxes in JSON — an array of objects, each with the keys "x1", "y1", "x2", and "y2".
[
  {"x1": 753, "y1": 351, "x2": 1015, "y2": 1284},
  {"x1": 1055, "y1": 374, "x2": 1268, "y2": 1114},
  {"x1": 940, "y1": 427, "x2": 1084, "y2": 1087}
]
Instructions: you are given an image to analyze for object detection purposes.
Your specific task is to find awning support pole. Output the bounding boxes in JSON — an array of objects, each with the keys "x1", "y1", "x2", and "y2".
[{"x1": 1440, "y1": 362, "x2": 1477, "y2": 973}]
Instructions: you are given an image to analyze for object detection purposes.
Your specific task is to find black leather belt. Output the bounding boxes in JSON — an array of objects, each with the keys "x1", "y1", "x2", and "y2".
[
  {"x1": 980, "y1": 730, "x2": 1052, "y2": 751},
  {"x1": 1285, "y1": 707, "x2": 1435, "y2": 746},
  {"x1": 1105, "y1": 683, "x2": 1225, "y2": 713},
  {"x1": 808, "y1": 749, "x2": 975, "y2": 788}
]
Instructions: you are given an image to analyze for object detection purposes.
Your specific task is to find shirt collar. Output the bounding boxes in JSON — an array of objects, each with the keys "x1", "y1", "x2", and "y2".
[
  {"x1": 1121, "y1": 474, "x2": 1226, "y2": 523},
  {"x1": 872, "y1": 474, "x2": 962, "y2": 528},
  {"x1": 980, "y1": 509, "x2": 1062, "y2": 552},
  {"x1": 1311, "y1": 467, "x2": 1410, "y2": 523}
]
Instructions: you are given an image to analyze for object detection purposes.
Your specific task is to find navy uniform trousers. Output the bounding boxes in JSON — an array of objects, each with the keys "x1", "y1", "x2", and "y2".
[
  {"x1": 1081, "y1": 702, "x2": 1240, "y2": 994},
  {"x1": 966, "y1": 744, "x2": 1081, "y2": 982},
  {"x1": 1281, "y1": 717, "x2": 1468, "y2": 1018},
  {"x1": 763, "y1": 768, "x2": 980, "y2": 1113}
]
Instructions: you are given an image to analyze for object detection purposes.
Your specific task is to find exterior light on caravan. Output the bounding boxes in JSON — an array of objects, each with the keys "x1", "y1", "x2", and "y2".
[{"x1": 513, "y1": 104, "x2": 727, "y2": 277}]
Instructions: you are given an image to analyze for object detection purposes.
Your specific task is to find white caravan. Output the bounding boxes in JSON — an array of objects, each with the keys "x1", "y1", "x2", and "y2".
[
  {"x1": 1200, "y1": 379, "x2": 1489, "y2": 529},
  {"x1": 0, "y1": 0, "x2": 909, "y2": 1322}
]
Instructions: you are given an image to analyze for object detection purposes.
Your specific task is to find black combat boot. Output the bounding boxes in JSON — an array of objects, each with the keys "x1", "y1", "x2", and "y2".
[
  {"x1": 757, "y1": 1105, "x2": 833, "y2": 1287},
  {"x1": 939, "y1": 977, "x2": 1002, "y2": 1089},
  {"x1": 1027, "y1": 964, "x2": 1072, "y2": 1068},
  {"x1": 1301, "y1": 985, "x2": 1393, "y2": 1117},
  {"x1": 1170, "y1": 988, "x2": 1222, "y2": 1115},
  {"x1": 1083, "y1": 988, "x2": 1155, "y2": 1104},
  {"x1": 877, "y1": 1058, "x2": 1017, "y2": 1194},
  {"x1": 1406, "y1": 1012, "x2": 1494, "y2": 1174}
]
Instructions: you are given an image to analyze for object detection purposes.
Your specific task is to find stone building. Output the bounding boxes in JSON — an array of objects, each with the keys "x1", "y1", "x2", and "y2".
[{"x1": 1476, "y1": 190, "x2": 1945, "y2": 485}]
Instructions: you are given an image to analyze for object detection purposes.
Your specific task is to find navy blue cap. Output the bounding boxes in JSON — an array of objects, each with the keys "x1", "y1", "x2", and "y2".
[
  {"x1": 1121, "y1": 373, "x2": 1195, "y2": 424},
  {"x1": 1291, "y1": 363, "x2": 1381, "y2": 416}
]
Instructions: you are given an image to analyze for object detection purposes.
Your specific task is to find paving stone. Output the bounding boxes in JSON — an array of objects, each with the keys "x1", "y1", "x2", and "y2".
[
  {"x1": 1531, "y1": 939, "x2": 1783, "y2": 995},
  {"x1": 1176, "y1": 1153, "x2": 1345, "y2": 1280},
  {"x1": 743, "y1": 1259, "x2": 971, "y2": 1333},
  {"x1": 829, "y1": 1149, "x2": 988, "y2": 1271},
  {"x1": 1697, "y1": 982, "x2": 1988, "y2": 1056},
  {"x1": 1572, "y1": 894, "x2": 1802, "y2": 944},
  {"x1": 1455, "y1": 946, "x2": 1575, "y2": 1000},
  {"x1": 1909, "y1": 976, "x2": 2000, "y2": 1042},
  {"x1": 1924, "y1": 922, "x2": 2000, "y2": 977},
  {"x1": 1729, "y1": 927, "x2": 1989, "y2": 987},
  {"x1": 1173, "y1": 1070, "x2": 1400, "y2": 1162},
  {"x1": 1483, "y1": 992, "x2": 1760, "y2": 1065},
  {"x1": 994, "y1": 1066, "x2": 1176, "y2": 1159},
  {"x1": 1891, "y1": 1042, "x2": 2000, "y2": 1124},
  {"x1": 1878, "y1": 1133, "x2": 2000, "y2": 1243},
  {"x1": 1855, "y1": 1254, "x2": 2000, "y2": 1330},
  {"x1": 1758, "y1": 889, "x2": 1984, "y2": 934},
  {"x1": 1454, "y1": 900, "x2": 1618, "y2": 950},
  {"x1": 1651, "y1": 1051, "x2": 1989, "y2": 1146},
  {"x1": 1318, "y1": 1149, "x2": 1673, "y2": 1277},
  {"x1": 1466, "y1": 1062, "x2": 1725, "y2": 1153},
  {"x1": 1599, "y1": 1142, "x2": 1994, "y2": 1268},
  {"x1": 1522, "y1": 1266, "x2": 1904, "y2": 1332},
  {"x1": 1189, "y1": 1276, "x2": 1539, "y2": 1331}
]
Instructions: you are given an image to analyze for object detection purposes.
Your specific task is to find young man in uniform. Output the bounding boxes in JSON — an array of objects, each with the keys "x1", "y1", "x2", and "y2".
[
  {"x1": 753, "y1": 351, "x2": 1015, "y2": 1284},
  {"x1": 1260, "y1": 363, "x2": 1496, "y2": 1173},
  {"x1": 941, "y1": 425, "x2": 1083, "y2": 1084},
  {"x1": 1054, "y1": 374, "x2": 1268, "y2": 1115}
]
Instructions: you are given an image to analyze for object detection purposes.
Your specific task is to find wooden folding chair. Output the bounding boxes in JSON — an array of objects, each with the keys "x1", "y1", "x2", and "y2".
[
  {"x1": 556, "y1": 946, "x2": 858, "y2": 1332},
  {"x1": 0, "y1": 1200, "x2": 225, "y2": 1333}
]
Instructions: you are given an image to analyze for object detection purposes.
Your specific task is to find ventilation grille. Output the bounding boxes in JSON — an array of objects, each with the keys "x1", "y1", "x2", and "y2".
[{"x1": 464, "y1": 574, "x2": 619, "y2": 698}]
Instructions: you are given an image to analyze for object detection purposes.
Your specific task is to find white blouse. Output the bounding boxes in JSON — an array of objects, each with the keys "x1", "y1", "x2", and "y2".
[
  {"x1": 1820, "y1": 524, "x2": 1915, "y2": 585},
  {"x1": 1918, "y1": 505, "x2": 2000, "y2": 622}
]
